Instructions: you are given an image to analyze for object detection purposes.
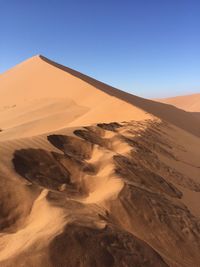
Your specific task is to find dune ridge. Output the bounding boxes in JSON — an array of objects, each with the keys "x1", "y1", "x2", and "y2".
[
  {"x1": 0, "y1": 55, "x2": 200, "y2": 140},
  {"x1": 0, "y1": 56, "x2": 200, "y2": 266},
  {"x1": 157, "y1": 93, "x2": 200, "y2": 112},
  {"x1": 157, "y1": 93, "x2": 200, "y2": 121}
]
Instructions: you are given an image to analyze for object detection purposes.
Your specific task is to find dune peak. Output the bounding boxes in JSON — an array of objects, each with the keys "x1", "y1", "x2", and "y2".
[{"x1": 0, "y1": 54, "x2": 200, "y2": 266}]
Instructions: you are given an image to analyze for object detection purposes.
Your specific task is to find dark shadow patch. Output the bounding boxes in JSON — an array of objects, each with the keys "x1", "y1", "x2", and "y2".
[
  {"x1": 47, "y1": 134, "x2": 93, "y2": 160},
  {"x1": 97, "y1": 122, "x2": 122, "y2": 132},
  {"x1": 84, "y1": 125, "x2": 105, "y2": 136},
  {"x1": 110, "y1": 184, "x2": 200, "y2": 266},
  {"x1": 122, "y1": 121, "x2": 176, "y2": 159},
  {"x1": 13, "y1": 149, "x2": 73, "y2": 191},
  {"x1": 52, "y1": 152, "x2": 96, "y2": 175},
  {"x1": 74, "y1": 128, "x2": 109, "y2": 148},
  {"x1": 113, "y1": 154, "x2": 182, "y2": 198},
  {"x1": 0, "y1": 178, "x2": 40, "y2": 233},
  {"x1": 40, "y1": 55, "x2": 200, "y2": 138},
  {"x1": 10, "y1": 119, "x2": 200, "y2": 266},
  {"x1": 119, "y1": 121, "x2": 200, "y2": 192},
  {"x1": 49, "y1": 223, "x2": 168, "y2": 267}
]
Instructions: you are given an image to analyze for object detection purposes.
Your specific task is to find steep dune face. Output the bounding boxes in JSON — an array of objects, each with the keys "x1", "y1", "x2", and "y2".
[
  {"x1": 0, "y1": 55, "x2": 200, "y2": 140},
  {"x1": 0, "y1": 120, "x2": 200, "y2": 267},
  {"x1": 0, "y1": 55, "x2": 150, "y2": 140},
  {"x1": 0, "y1": 56, "x2": 200, "y2": 267},
  {"x1": 157, "y1": 93, "x2": 200, "y2": 112},
  {"x1": 41, "y1": 56, "x2": 200, "y2": 137},
  {"x1": 157, "y1": 93, "x2": 200, "y2": 121}
]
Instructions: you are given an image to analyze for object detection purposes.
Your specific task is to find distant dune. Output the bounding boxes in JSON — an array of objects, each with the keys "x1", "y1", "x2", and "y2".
[
  {"x1": 0, "y1": 55, "x2": 200, "y2": 140},
  {"x1": 157, "y1": 93, "x2": 200, "y2": 121},
  {"x1": 157, "y1": 93, "x2": 200, "y2": 112},
  {"x1": 0, "y1": 56, "x2": 200, "y2": 267}
]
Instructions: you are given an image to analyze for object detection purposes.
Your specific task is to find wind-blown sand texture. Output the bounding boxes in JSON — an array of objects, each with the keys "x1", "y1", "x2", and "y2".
[{"x1": 0, "y1": 56, "x2": 200, "y2": 267}]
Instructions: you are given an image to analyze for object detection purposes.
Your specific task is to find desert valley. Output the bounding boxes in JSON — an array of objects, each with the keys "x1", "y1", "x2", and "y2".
[{"x1": 0, "y1": 55, "x2": 200, "y2": 267}]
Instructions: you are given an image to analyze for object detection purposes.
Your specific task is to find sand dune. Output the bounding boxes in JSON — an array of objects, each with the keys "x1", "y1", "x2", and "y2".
[
  {"x1": 157, "y1": 93, "x2": 200, "y2": 112},
  {"x1": 0, "y1": 56, "x2": 200, "y2": 266},
  {"x1": 0, "y1": 55, "x2": 200, "y2": 140},
  {"x1": 157, "y1": 93, "x2": 200, "y2": 121}
]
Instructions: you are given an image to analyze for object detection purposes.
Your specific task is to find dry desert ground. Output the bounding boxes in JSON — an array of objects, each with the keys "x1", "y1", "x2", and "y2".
[{"x1": 0, "y1": 55, "x2": 200, "y2": 267}]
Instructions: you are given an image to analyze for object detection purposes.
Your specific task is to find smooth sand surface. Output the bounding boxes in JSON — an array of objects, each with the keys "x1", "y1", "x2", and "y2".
[
  {"x1": 0, "y1": 55, "x2": 150, "y2": 140},
  {"x1": 157, "y1": 93, "x2": 200, "y2": 122},
  {"x1": 0, "y1": 56, "x2": 200, "y2": 140},
  {"x1": 157, "y1": 93, "x2": 200, "y2": 112},
  {"x1": 0, "y1": 56, "x2": 200, "y2": 267}
]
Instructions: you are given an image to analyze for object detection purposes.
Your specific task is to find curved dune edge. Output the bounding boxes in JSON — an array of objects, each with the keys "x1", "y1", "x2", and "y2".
[
  {"x1": 157, "y1": 93, "x2": 200, "y2": 122},
  {"x1": 157, "y1": 93, "x2": 200, "y2": 112},
  {"x1": 0, "y1": 56, "x2": 200, "y2": 266},
  {"x1": 0, "y1": 119, "x2": 200, "y2": 266},
  {"x1": 0, "y1": 55, "x2": 200, "y2": 141}
]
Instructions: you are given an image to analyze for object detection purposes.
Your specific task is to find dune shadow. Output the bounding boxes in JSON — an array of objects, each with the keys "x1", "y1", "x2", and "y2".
[
  {"x1": 10, "y1": 120, "x2": 200, "y2": 266},
  {"x1": 41, "y1": 55, "x2": 200, "y2": 137},
  {"x1": 191, "y1": 112, "x2": 200, "y2": 121},
  {"x1": 49, "y1": 223, "x2": 169, "y2": 267}
]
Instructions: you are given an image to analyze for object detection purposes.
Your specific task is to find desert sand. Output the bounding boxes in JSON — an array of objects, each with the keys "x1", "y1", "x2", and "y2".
[
  {"x1": 157, "y1": 93, "x2": 200, "y2": 121},
  {"x1": 157, "y1": 93, "x2": 200, "y2": 112},
  {"x1": 0, "y1": 55, "x2": 200, "y2": 267}
]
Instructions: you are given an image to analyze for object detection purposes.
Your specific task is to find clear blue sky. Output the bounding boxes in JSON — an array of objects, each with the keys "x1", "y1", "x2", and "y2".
[{"x1": 0, "y1": 0, "x2": 200, "y2": 98}]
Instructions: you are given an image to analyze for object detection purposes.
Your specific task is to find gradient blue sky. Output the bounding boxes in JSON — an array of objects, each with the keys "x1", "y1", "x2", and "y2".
[{"x1": 0, "y1": 0, "x2": 200, "y2": 98}]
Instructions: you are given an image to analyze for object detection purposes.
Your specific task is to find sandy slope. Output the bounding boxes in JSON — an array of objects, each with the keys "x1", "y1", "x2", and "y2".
[
  {"x1": 157, "y1": 93, "x2": 200, "y2": 112},
  {"x1": 157, "y1": 93, "x2": 200, "y2": 122},
  {"x1": 0, "y1": 55, "x2": 150, "y2": 140},
  {"x1": 0, "y1": 56, "x2": 200, "y2": 267},
  {"x1": 0, "y1": 56, "x2": 200, "y2": 140}
]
